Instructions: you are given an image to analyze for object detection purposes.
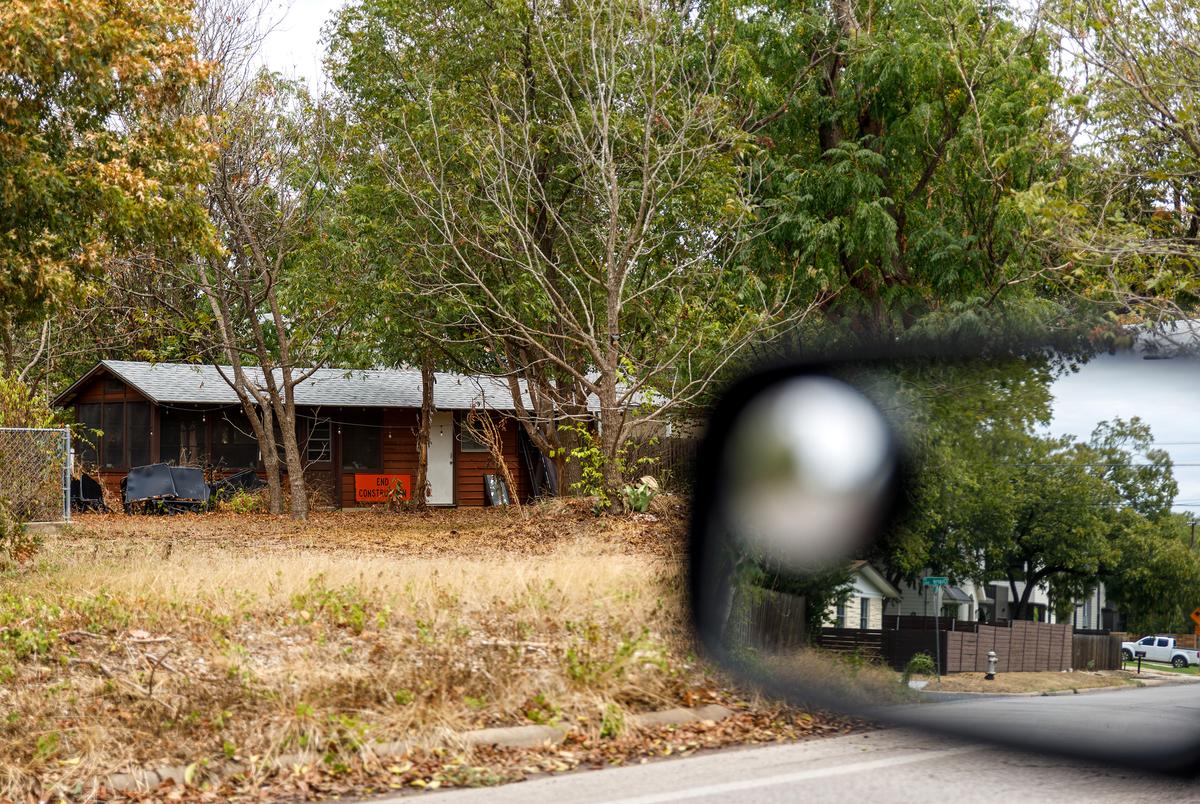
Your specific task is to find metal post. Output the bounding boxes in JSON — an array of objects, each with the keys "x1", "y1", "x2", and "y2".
[
  {"x1": 63, "y1": 427, "x2": 72, "y2": 523},
  {"x1": 934, "y1": 586, "x2": 942, "y2": 677}
]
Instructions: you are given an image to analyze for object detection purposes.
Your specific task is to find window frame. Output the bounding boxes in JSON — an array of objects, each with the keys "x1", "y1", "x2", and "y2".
[
  {"x1": 306, "y1": 417, "x2": 333, "y2": 464},
  {"x1": 458, "y1": 425, "x2": 490, "y2": 453}
]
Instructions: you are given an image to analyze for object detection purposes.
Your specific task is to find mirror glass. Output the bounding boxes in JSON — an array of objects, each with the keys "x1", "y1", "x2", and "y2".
[
  {"x1": 697, "y1": 343, "x2": 1200, "y2": 771},
  {"x1": 724, "y1": 376, "x2": 894, "y2": 571}
]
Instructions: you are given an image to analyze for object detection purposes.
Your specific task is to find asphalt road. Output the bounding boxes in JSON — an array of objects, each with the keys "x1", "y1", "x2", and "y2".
[
  {"x1": 884, "y1": 680, "x2": 1200, "y2": 771},
  {"x1": 398, "y1": 728, "x2": 1198, "y2": 804},
  {"x1": 376, "y1": 684, "x2": 1200, "y2": 804}
]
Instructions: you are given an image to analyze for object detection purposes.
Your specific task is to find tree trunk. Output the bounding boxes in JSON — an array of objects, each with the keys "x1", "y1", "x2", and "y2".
[
  {"x1": 274, "y1": 401, "x2": 308, "y2": 520},
  {"x1": 241, "y1": 398, "x2": 283, "y2": 514},
  {"x1": 597, "y1": 368, "x2": 624, "y2": 514},
  {"x1": 1010, "y1": 573, "x2": 1040, "y2": 621},
  {"x1": 261, "y1": 432, "x2": 283, "y2": 514},
  {"x1": 414, "y1": 353, "x2": 435, "y2": 507}
]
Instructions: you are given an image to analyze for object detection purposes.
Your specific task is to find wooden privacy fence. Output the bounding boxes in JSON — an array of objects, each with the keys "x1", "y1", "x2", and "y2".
[
  {"x1": 621, "y1": 437, "x2": 698, "y2": 492},
  {"x1": 1073, "y1": 634, "x2": 1122, "y2": 670},
  {"x1": 815, "y1": 628, "x2": 885, "y2": 661},
  {"x1": 724, "y1": 588, "x2": 807, "y2": 652},
  {"x1": 945, "y1": 622, "x2": 1073, "y2": 673},
  {"x1": 883, "y1": 615, "x2": 978, "y2": 632},
  {"x1": 882, "y1": 629, "x2": 945, "y2": 673}
]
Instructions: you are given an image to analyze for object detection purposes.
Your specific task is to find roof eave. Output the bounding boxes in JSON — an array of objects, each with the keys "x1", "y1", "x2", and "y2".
[{"x1": 51, "y1": 361, "x2": 107, "y2": 408}]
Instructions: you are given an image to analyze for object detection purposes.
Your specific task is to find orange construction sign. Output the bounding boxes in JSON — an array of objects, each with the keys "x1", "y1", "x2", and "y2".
[
  {"x1": 1191, "y1": 607, "x2": 1200, "y2": 635},
  {"x1": 354, "y1": 473, "x2": 412, "y2": 504}
]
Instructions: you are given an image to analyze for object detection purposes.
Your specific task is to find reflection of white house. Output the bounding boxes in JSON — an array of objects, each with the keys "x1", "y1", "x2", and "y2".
[
  {"x1": 885, "y1": 571, "x2": 1116, "y2": 628},
  {"x1": 823, "y1": 561, "x2": 901, "y2": 629}
]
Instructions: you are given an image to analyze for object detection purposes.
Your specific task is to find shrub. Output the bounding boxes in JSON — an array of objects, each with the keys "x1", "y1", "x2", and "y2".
[
  {"x1": 621, "y1": 477, "x2": 658, "y2": 513},
  {"x1": 903, "y1": 652, "x2": 937, "y2": 679},
  {"x1": 217, "y1": 489, "x2": 264, "y2": 514}
]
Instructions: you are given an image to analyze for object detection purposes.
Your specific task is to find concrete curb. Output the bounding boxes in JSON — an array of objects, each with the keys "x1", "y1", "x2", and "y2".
[
  {"x1": 919, "y1": 675, "x2": 1199, "y2": 700},
  {"x1": 99, "y1": 704, "x2": 734, "y2": 793}
]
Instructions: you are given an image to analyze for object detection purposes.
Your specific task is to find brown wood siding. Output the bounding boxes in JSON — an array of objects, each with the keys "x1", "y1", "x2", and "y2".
[
  {"x1": 74, "y1": 376, "x2": 151, "y2": 404},
  {"x1": 455, "y1": 411, "x2": 526, "y2": 507},
  {"x1": 339, "y1": 409, "x2": 420, "y2": 508}
]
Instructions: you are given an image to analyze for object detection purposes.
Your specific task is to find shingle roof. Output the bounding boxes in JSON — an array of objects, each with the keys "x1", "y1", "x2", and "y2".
[{"x1": 56, "y1": 361, "x2": 531, "y2": 411}]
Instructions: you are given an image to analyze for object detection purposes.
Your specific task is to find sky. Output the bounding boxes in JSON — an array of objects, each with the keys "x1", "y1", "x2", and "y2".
[
  {"x1": 1048, "y1": 353, "x2": 1200, "y2": 515},
  {"x1": 257, "y1": 0, "x2": 344, "y2": 90}
]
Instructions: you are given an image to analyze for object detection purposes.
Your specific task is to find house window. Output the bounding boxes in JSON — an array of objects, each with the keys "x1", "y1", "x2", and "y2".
[
  {"x1": 459, "y1": 426, "x2": 489, "y2": 453},
  {"x1": 835, "y1": 601, "x2": 845, "y2": 628},
  {"x1": 306, "y1": 419, "x2": 331, "y2": 463},
  {"x1": 78, "y1": 400, "x2": 151, "y2": 470},
  {"x1": 341, "y1": 411, "x2": 382, "y2": 471},
  {"x1": 860, "y1": 598, "x2": 871, "y2": 630},
  {"x1": 127, "y1": 402, "x2": 150, "y2": 467}
]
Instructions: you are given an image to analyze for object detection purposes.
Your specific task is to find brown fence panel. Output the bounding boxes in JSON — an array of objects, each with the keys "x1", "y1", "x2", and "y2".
[
  {"x1": 815, "y1": 628, "x2": 884, "y2": 660},
  {"x1": 881, "y1": 630, "x2": 947, "y2": 674},
  {"x1": 725, "y1": 588, "x2": 807, "y2": 652},
  {"x1": 945, "y1": 631, "x2": 963, "y2": 673},
  {"x1": 1060, "y1": 624, "x2": 1073, "y2": 670},
  {"x1": 995, "y1": 627, "x2": 1011, "y2": 673},
  {"x1": 883, "y1": 615, "x2": 977, "y2": 632},
  {"x1": 1073, "y1": 634, "x2": 1121, "y2": 670},
  {"x1": 883, "y1": 621, "x2": 1086, "y2": 674}
]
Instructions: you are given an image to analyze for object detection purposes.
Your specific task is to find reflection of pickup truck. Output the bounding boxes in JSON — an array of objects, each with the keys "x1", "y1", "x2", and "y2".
[{"x1": 1120, "y1": 635, "x2": 1200, "y2": 668}]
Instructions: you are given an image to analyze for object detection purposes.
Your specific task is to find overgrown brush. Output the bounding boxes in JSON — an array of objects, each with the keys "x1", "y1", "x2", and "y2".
[{"x1": 0, "y1": 517, "x2": 706, "y2": 799}]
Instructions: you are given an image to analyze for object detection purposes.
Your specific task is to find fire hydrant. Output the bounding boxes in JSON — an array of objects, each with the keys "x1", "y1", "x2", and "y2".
[{"x1": 985, "y1": 650, "x2": 998, "y2": 681}]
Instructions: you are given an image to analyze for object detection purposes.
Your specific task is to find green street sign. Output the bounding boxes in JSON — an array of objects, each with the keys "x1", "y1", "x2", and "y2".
[{"x1": 922, "y1": 576, "x2": 949, "y2": 587}]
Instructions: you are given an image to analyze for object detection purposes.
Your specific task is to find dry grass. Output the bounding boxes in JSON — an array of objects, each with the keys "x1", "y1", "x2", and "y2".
[
  {"x1": 924, "y1": 670, "x2": 1137, "y2": 694},
  {"x1": 0, "y1": 500, "x2": 754, "y2": 799},
  {"x1": 757, "y1": 650, "x2": 918, "y2": 706}
]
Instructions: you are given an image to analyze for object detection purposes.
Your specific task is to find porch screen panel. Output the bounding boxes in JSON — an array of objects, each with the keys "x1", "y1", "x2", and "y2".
[
  {"x1": 160, "y1": 409, "x2": 206, "y2": 465},
  {"x1": 127, "y1": 402, "x2": 150, "y2": 467},
  {"x1": 76, "y1": 403, "x2": 101, "y2": 467},
  {"x1": 212, "y1": 412, "x2": 259, "y2": 468},
  {"x1": 102, "y1": 403, "x2": 125, "y2": 468}
]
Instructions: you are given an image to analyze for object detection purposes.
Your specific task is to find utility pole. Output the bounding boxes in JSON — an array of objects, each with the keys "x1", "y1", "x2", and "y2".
[{"x1": 1190, "y1": 517, "x2": 1196, "y2": 550}]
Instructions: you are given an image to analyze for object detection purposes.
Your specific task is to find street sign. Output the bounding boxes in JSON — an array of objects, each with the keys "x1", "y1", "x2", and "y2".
[
  {"x1": 1190, "y1": 607, "x2": 1200, "y2": 627},
  {"x1": 922, "y1": 576, "x2": 949, "y2": 587}
]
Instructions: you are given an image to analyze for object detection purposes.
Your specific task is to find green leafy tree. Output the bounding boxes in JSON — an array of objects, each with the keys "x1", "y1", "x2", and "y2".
[
  {"x1": 1039, "y1": 0, "x2": 1200, "y2": 322},
  {"x1": 875, "y1": 356, "x2": 1185, "y2": 623},
  {"x1": 0, "y1": 0, "x2": 214, "y2": 375},
  {"x1": 707, "y1": 0, "x2": 1073, "y2": 334},
  {"x1": 329, "y1": 0, "x2": 815, "y2": 509}
]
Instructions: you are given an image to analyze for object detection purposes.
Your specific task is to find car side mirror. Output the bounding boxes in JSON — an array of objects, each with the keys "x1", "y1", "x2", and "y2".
[{"x1": 688, "y1": 345, "x2": 1200, "y2": 773}]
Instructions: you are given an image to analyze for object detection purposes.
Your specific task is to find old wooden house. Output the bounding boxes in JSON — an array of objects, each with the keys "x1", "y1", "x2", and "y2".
[{"x1": 53, "y1": 361, "x2": 540, "y2": 507}]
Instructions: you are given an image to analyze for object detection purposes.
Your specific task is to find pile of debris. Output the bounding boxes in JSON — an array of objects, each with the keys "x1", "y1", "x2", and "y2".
[{"x1": 74, "y1": 465, "x2": 265, "y2": 515}]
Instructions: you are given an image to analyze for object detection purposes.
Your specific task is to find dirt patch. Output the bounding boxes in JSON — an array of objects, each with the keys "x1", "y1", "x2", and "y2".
[
  {"x1": 923, "y1": 670, "x2": 1136, "y2": 694},
  {"x1": 67, "y1": 496, "x2": 687, "y2": 560},
  {"x1": 0, "y1": 500, "x2": 855, "y2": 801}
]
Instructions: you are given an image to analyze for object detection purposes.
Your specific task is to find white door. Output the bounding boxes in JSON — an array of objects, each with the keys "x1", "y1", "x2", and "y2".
[{"x1": 427, "y1": 412, "x2": 455, "y2": 505}]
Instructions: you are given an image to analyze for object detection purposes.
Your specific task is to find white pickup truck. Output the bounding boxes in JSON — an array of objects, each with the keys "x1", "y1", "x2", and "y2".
[{"x1": 1120, "y1": 635, "x2": 1200, "y2": 668}]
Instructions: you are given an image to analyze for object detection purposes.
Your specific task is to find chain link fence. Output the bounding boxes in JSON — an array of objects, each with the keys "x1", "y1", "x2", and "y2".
[{"x1": 0, "y1": 427, "x2": 71, "y2": 523}]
